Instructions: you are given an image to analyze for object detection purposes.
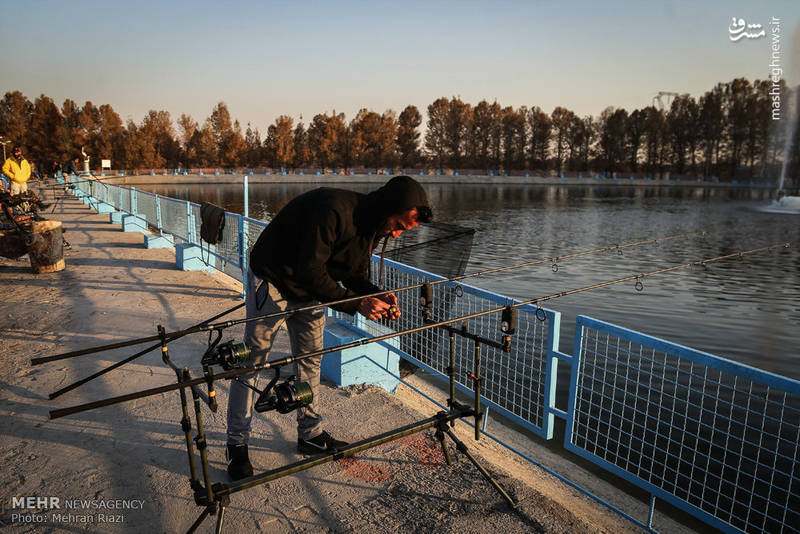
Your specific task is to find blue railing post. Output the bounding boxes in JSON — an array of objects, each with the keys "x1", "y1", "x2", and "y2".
[
  {"x1": 131, "y1": 187, "x2": 137, "y2": 216},
  {"x1": 155, "y1": 194, "x2": 163, "y2": 231},
  {"x1": 241, "y1": 175, "x2": 249, "y2": 299},
  {"x1": 186, "y1": 201, "x2": 195, "y2": 242},
  {"x1": 238, "y1": 215, "x2": 246, "y2": 300}
]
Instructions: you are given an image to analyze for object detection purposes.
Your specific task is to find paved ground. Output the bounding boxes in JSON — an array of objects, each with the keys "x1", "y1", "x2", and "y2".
[{"x1": 0, "y1": 189, "x2": 644, "y2": 533}]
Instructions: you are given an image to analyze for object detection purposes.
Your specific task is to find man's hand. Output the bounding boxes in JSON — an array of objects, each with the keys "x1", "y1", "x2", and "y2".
[
  {"x1": 357, "y1": 297, "x2": 391, "y2": 320},
  {"x1": 357, "y1": 295, "x2": 401, "y2": 321},
  {"x1": 379, "y1": 293, "x2": 401, "y2": 320}
]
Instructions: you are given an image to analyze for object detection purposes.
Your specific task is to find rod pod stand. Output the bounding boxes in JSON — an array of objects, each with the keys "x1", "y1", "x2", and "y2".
[
  {"x1": 165, "y1": 354, "x2": 228, "y2": 533},
  {"x1": 179, "y1": 326, "x2": 516, "y2": 532}
]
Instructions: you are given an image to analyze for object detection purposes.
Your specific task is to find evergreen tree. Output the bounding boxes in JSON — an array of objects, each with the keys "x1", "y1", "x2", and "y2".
[
  {"x1": 598, "y1": 107, "x2": 628, "y2": 172},
  {"x1": 209, "y1": 102, "x2": 235, "y2": 164},
  {"x1": 626, "y1": 109, "x2": 646, "y2": 172},
  {"x1": 177, "y1": 114, "x2": 198, "y2": 166},
  {"x1": 397, "y1": 105, "x2": 421, "y2": 168},
  {"x1": 724, "y1": 78, "x2": 752, "y2": 176},
  {"x1": 28, "y1": 95, "x2": 67, "y2": 168},
  {"x1": 551, "y1": 106, "x2": 575, "y2": 173},
  {"x1": 308, "y1": 112, "x2": 346, "y2": 169},
  {"x1": 0, "y1": 91, "x2": 32, "y2": 149},
  {"x1": 501, "y1": 106, "x2": 526, "y2": 170},
  {"x1": 527, "y1": 106, "x2": 551, "y2": 171},
  {"x1": 97, "y1": 104, "x2": 125, "y2": 168},
  {"x1": 244, "y1": 122, "x2": 263, "y2": 166},
  {"x1": 266, "y1": 115, "x2": 295, "y2": 169},
  {"x1": 699, "y1": 85, "x2": 725, "y2": 178},
  {"x1": 469, "y1": 100, "x2": 496, "y2": 171},
  {"x1": 424, "y1": 98, "x2": 448, "y2": 171},
  {"x1": 444, "y1": 97, "x2": 471, "y2": 169},
  {"x1": 227, "y1": 120, "x2": 247, "y2": 167},
  {"x1": 292, "y1": 122, "x2": 309, "y2": 170},
  {"x1": 61, "y1": 99, "x2": 84, "y2": 155},
  {"x1": 643, "y1": 106, "x2": 667, "y2": 177}
]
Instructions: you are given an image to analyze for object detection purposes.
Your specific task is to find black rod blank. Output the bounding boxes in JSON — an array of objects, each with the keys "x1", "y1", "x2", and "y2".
[{"x1": 47, "y1": 242, "x2": 790, "y2": 420}]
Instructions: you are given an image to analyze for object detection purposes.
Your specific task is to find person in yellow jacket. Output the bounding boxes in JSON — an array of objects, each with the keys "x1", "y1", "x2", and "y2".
[{"x1": 2, "y1": 146, "x2": 32, "y2": 195}]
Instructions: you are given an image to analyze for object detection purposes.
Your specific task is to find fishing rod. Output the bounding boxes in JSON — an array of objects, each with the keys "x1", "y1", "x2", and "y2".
[
  {"x1": 46, "y1": 241, "x2": 790, "y2": 420},
  {"x1": 47, "y1": 302, "x2": 246, "y2": 400},
  {"x1": 31, "y1": 230, "x2": 706, "y2": 366},
  {"x1": 39, "y1": 175, "x2": 112, "y2": 187}
]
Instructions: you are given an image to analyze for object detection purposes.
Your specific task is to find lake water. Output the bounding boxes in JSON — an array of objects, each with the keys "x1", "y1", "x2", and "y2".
[{"x1": 140, "y1": 182, "x2": 800, "y2": 382}]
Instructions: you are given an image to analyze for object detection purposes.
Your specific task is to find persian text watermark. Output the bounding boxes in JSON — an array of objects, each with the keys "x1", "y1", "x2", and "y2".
[{"x1": 728, "y1": 16, "x2": 782, "y2": 120}]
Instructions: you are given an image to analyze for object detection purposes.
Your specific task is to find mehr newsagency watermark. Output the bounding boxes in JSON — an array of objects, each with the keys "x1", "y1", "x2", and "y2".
[
  {"x1": 729, "y1": 15, "x2": 783, "y2": 120},
  {"x1": 4, "y1": 496, "x2": 146, "y2": 526}
]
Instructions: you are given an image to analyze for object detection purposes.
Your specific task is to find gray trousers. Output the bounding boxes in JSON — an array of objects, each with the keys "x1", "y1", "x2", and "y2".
[{"x1": 226, "y1": 269, "x2": 325, "y2": 445}]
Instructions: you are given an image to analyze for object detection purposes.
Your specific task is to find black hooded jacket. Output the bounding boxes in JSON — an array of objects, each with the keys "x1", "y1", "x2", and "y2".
[{"x1": 249, "y1": 176, "x2": 430, "y2": 315}]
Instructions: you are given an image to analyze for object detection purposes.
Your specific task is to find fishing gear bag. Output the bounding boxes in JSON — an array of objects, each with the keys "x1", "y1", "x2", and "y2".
[{"x1": 200, "y1": 202, "x2": 225, "y2": 245}]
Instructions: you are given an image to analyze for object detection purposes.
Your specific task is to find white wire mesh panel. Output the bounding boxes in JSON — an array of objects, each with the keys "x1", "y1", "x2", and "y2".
[
  {"x1": 160, "y1": 197, "x2": 189, "y2": 241},
  {"x1": 332, "y1": 257, "x2": 553, "y2": 434},
  {"x1": 244, "y1": 217, "x2": 268, "y2": 254},
  {"x1": 136, "y1": 191, "x2": 158, "y2": 227},
  {"x1": 216, "y1": 212, "x2": 244, "y2": 281},
  {"x1": 119, "y1": 187, "x2": 131, "y2": 214},
  {"x1": 569, "y1": 317, "x2": 800, "y2": 534},
  {"x1": 89, "y1": 181, "x2": 110, "y2": 204}
]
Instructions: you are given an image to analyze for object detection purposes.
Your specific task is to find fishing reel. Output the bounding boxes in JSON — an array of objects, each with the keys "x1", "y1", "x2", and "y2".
[
  {"x1": 201, "y1": 339, "x2": 251, "y2": 370},
  {"x1": 255, "y1": 371, "x2": 313, "y2": 414},
  {"x1": 200, "y1": 334, "x2": 312, "y2": 414}
]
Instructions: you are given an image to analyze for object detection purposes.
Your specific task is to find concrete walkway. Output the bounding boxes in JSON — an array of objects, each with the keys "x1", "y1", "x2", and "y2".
[{"x1": 1, "y1": 193, "x2": 641, "y2": 533}]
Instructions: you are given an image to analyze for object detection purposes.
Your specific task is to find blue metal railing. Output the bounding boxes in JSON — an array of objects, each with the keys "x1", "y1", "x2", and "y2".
[
  {"x1": 66, "y1": 175, "x2": 800, "y2": 533},
  {"x1": 566, "y1": 316, "x2": 800, "y2": 533},
  {"x1": 331, "y1": 256, "x2": 560, "y2": 440},
  {"x1": 73, "y1": 177, "x2": 268, "y2": 291}
]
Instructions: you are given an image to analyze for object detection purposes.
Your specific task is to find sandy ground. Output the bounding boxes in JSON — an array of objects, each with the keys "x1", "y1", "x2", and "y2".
[{"x1": 1, "y1": 192, "x2": 651, "y2": 533}]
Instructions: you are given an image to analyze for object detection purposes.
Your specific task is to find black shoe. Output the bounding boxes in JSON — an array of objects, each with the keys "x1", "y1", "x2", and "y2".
[
  {"x1": 297, "y1": 431, "x2": 348, "y2": 455},
  {"x1": 226, "y1": 444, "x2": 253, "y2": 480}
]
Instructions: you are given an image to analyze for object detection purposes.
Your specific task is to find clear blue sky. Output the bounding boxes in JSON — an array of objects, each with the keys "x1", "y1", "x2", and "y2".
[{"x1": 1, "y1": 0, "x2": 798, "y2": 132}]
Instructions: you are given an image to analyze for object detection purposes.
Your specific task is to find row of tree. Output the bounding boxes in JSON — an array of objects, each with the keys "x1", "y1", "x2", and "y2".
[{"x1": 0, "y1": 77, "x2": 797, "y2": 179}]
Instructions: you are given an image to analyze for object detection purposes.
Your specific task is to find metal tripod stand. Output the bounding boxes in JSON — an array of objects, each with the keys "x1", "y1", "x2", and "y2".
[{"x1": 167, "y1": 320, "x2": 516, "y2": 533}]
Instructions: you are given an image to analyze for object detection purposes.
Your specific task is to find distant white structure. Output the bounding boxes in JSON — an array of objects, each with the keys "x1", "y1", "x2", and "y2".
[
  {"x1": 652, "y1": 91, "x2": 689, "y2": 111},
  {"x1": 81, "y1": 146, "x2": 90, "y2": 175}
]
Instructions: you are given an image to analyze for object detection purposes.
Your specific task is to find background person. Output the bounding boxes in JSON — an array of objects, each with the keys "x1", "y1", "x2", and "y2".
[
  {"x1": 62, "y1": 155, "x2": 81, "y2": 183},
  {"x1": 2, "y1": 146, "x2": 32, "y2": 195}
]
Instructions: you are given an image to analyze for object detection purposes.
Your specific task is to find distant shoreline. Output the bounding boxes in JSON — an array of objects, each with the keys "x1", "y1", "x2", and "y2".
[{"x1": 96, "y1": 173, "x2": 780, "y2": 189}]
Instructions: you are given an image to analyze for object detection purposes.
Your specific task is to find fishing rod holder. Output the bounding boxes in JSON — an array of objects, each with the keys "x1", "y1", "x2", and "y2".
[
  {"x1": 168, "y1": 318, "x2": 516, "y2": 532},
  {"x1": 419, "y1": 281, "x2": 434, "y2": 320}
]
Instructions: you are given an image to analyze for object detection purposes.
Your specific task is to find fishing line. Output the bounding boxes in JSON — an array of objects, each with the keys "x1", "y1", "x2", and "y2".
[
  {"x1": 46, "y1": 241, "x2": 790, "y2": 419},
  {"x1": 32, "y1": 231, "x2": 706, "y2": 366}
]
